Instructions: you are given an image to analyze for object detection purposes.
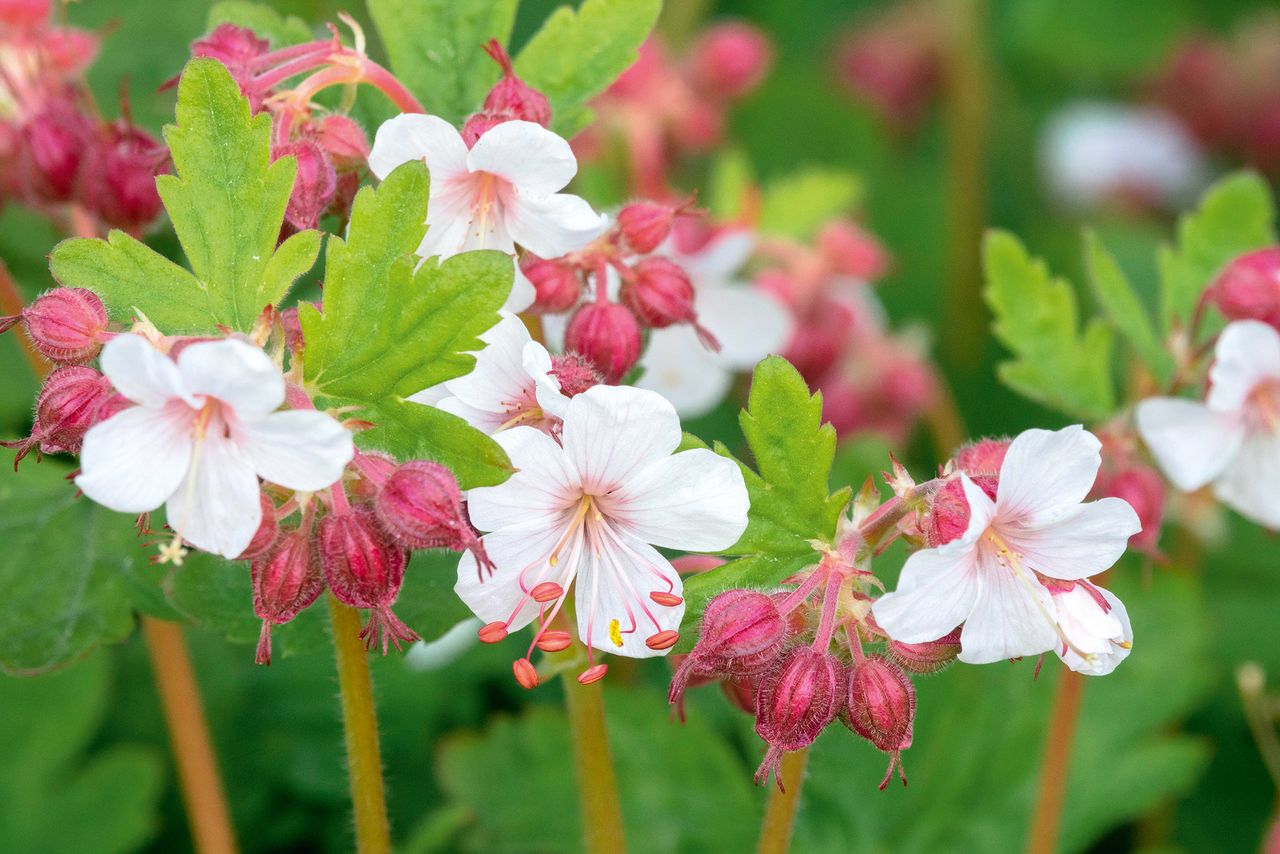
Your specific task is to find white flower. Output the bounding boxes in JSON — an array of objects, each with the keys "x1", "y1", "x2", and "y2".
[
  {"x1": 1050, "y1": 583, "x2": 1132, "y2": 676},
  {"x1": 75, "y1": 334, "x2": 354, "y2": 559},
  {"x1": 636, "y1": 228, "x2": 792, "y2": 417},
  {"x1": 872, "y1": 426, "x2": 1140, "y2": 665},
  {"x1": 1136, "y1": 319, "x2": 1280, "y2": 528},
  {"x1": 409, "y1": 312, "x2": 569, "y2": 434},
  {"x1": 456, "y1": 385, "x2": 748, "y2": 663},
  {"x1": 368, "y1": 115, "x2": 609, "y2": 312}
]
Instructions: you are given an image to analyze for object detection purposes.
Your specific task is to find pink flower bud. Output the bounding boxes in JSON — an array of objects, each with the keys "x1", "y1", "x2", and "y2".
[
  {"x1": 779, "y1": 294, "x2": 856, "y2": 381},
  {"x1": 521, "y1": 255, "x2": 581, "y2": 314},
  {"x1": 925, "y1": 473, "x2": 998, "y2": 547},
  {"x1": 887, "y1": 627, "x2": 961, "y2": 674},
  {"x1": 754, "y1": 647, "x2": 847, "y2": 788},
  {"x1": 374, "y1": 461, "x2": 491, "y2": 571},
  {"x1": 481, "y1": 39, "x2": 552, "y2": 127},
  {"x1": 1206, "y1": 247, "x2": 1280, "y2": 330},
  {"x1": 16, "y1": 287, "x2": 108, "y2": 363},
  {"x1": 237, "y1": 492, "x2": 279, "y2": 561},
  {"x1": 251, "y1": 529, "x2": 324, "y2": 664},
  {"x1": 669, "y1": 589, "x2": 787, "y2": 708},
  {"x1": 549, "y1": 354, "x2": 602, "y2": 398},
  {"x1": 689, "y1": 22, "x2": 773, "y2": 100},
  {"x1": 564, "y1": 301, "x2": 642, "y2": 383},
  {"x1": 953, "y1": 437, "x2": 1010, "y2": 476},
  {"x1": 18, "y1": 102, "x2": 96, "y2": 204},
  {"x1": 80, "y1": 121, "x2": 169, "y2": 232},
  {"x1": 621, "y1": 257, "x2": 697, "y2": 328},
  {"x1": 39, "y1": 28, "x2": 100, "y2": 78},
  {"x1": 315, "y1": 115, "x2": 369, "y2": 171},
  {"x1": 617, "y1": 200, "x2": 683, "y2": 254},
  {"x1": 1094, "y1": 464, "x2": 1165, "y2": 555},
  {"x1": 3, "y1": 365, "x2": 116, "y2": 466},
  {"x1": 817, "y1": 219, "x2": 889, "y2": 281},
  {"x1": 0, "y1": 0, "x2": 48, "y2": 29},
  {"x1": 192, "y1": 25, "x2": 271, "y2": 111},
  {"x1": 846, "y1": 655, "x2": 914, "y2": 789},
  {"x1": 348, "y1": 451, "x2": 397, "y2": 501},
  {"x1": 319, "y1": 506, "x2": 418, "y2": 653},
  {"x1": 274, "y1": 140, "x2": 337, "y2": 231},
  {"x1": 461, "y1": 112, "x2": 506, "y2": 148}
]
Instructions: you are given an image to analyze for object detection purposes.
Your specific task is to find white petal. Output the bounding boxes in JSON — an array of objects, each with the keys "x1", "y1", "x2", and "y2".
[
  {"x1": 576, "y1": 534, "x2": 684, "y2": 659},
  {"x1": 1214, "y1": 432, "x2": 1280, "y2": 529},
  {"x1": 504, "y1": 260, "x2": 536, "y2": 313},
  {"x1": 674, "y1": 229, "x2": 755, "y2": 281},
  {"x1": 75, "y1": 404, "x2": 193, "y2": 513},
  {"x1": 164, "y1": 430, "x2": 261, "y2": 559},
  {"x1": 437, "y1": 396, "x2": 511, "y2": 434},
  {"x1": 444, "y1": 312, "x2": 534, "y2": 414},
  {"x1": 1002, "y1": 497, "x2": 1140, "y2": 581},
  {"x1": 957, "y1": 555, "x2": 1059, "y2": 664},
  {"x1": 98, "y1": 334, "x2": 189, "y2": 408},
  {"x1": 996, "y1": 426, "x2": 1102, "y2": 521},
  {"x1": 697, "y1": 286, "x2": 793, "y2": 368},
  {"x1": 369, "y1": 114, "x2": 468, "y2": 182},
  {"x1": 417, "y1": 188, "x2": 476, "y2": 260},
  {"x1": 1207, "y1": 320, "x2": 1280, "y2": 413},
  {"x1": 455, "y1": 521, "x2": 573, "y2": 630},
  {"x1": 177, "y1": 338, "x2": 284, "y2": 417},
  {"x1": 1058, "y1": 587, "x2": 1132, "y2": 676},
  {"x1": 525, "y1": 341, "x2": 570, "y2": 420},
  {"x1": 561, "y1": 385, "x2": 681, "y2": 494},
  {"x1": 467, "y1": 427, "x2": 579, "y2": 532},
  {"x1": 407, "y1": 383, "x2": 449, "y2": 406},
  {"x1": 504, "y1": 192, "x2": 609, "y2": 259},
  {"x1": 239, "y1": 410, "x2": 353, "y2": 491},
  {"x1": 608, "y1": 448, "x2": 748, "y2": 551},
  {"x1": 466, "y1": 120, "x2": 577, "y2": 194},
  {"x1": 635, "y1": 325, "x2": 733, "y2": 418},
  {"x1": 872, "y1": 544, "x2": 981, "y2": 644},
  {"x1": 1135, "y1": 397, "x2": 1243, "y2": 491}
]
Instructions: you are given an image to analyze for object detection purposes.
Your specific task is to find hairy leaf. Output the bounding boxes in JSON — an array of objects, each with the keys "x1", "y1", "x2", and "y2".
[{"x1": 1084, "y1": 229, "x2": 1175, "y2": 385}]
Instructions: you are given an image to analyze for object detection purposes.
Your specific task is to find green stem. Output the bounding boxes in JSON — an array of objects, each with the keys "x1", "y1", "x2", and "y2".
[
  {"x1": 562, "y1": 670, "x2": 626, "y2": 853},
  {"x1": 756, "y1": 748, "x2": 810, "y2": 854},
  {"x1": 328, "y1": 596, "x2": 392, "y2": 854}
]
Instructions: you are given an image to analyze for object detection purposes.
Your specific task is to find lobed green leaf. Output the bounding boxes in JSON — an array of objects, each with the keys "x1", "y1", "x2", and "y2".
[{"x1": 1084, "y1": 229, "x2": 1175, "y2": 385}]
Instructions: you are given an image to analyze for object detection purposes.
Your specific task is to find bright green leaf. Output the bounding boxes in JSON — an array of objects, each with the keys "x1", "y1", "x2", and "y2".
[
  {"x1": 1084, "y1": 229, "x2": 1175, "y2": 385},
  {"x1": 515, "y1": 0, "x2": 661, "y2": 138},
  {"x1": 206, "y1": 0, "x2": 313, "y2": 45},
  {"x1": 354, "y1": 398, "x2": 514, "y2": 490},
  {"x1": 367, "y1": 0, "x2": 518, "y2": 125},
  {"x1": 983, "y1": 230, "x2": 1115, "y2": 420},
  {"x1": 757, "y1": 167, "x2": 863, "y2": 240},
  {"x1": 706, "y1": 148, "x2": 756, "y2": 223}
]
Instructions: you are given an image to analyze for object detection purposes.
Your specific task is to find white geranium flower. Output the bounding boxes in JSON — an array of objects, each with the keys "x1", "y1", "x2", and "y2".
[
  {"x1": 1136, "y1": 319, "x2": 1280, "y2": 528},
  {"x1": 409, "y1": 312, "x2": 570, "y2": 434},
  {"x1": 456, "y1": 385, "x2": 748, "y2": 672},
  {"x1": 636, "y1": 228, "x2": 792, "y2": 417},
  {"x1": 1050, "y1": 583, "x2": 1132, "y2": 676},
  {"x1": 873, "y1": 426, "x2": 1140, "y2": 665},
  {"x1": 368, "y1": 115, "x2": 609, "y2": 313},
  {"x1": 75, "y1": 334, "x2": 354, "y2": 559}
]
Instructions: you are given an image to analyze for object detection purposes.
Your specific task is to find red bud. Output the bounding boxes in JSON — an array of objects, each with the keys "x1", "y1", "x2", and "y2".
[
  {"x1": 315, "y1": 115, "x2": 369, "y2": 171},
  {"x1": 319, "y1": 506, "x2": 418, "y2": 653},
  {"x1": 846, "y1": 655, "x2": 914, "y2": 789},
  {"x1": 621, "y1": 257, "x2": 698, "y2": 328},
  {"x1": 754, "y1": 647, "x2": 846, "y2": 788},
  {"x1": 689, "y1": 22, "x2": 773, "y2": 100},
  {"x1": 374, "y1": 461, "x2": 492, "y2": 574},
  {"x1": 251, "y1": 530, "x2": 324, "y2": 664},
  {"x1": 17, "y1": 288, "x2": 108, "y2": 364},
  {"x1": 925, "y1": 473, "x2": 997, "y2": 547},
  {"x1": 522, "y1": 256, "x2": 582, "y2": 314},
  {"x1": 953, "y1": 437, "x2": 1010, "y2": 476},
  {"x1": 274, "y1": 139, "x2": 337, "y2": 231},
  {"x1": 481, "y1": 39, "x2": 552, "y2": 127},
  {"x1": 616, "y1": 200, "x2": 681, "y2": 254},
  {"x1": 887, "y1": 627, "x2": 961, "y2": 675},
  {"x1": 192, "y1": 24, "x2": 271, "y2": 111},
  {"x1": 564, "y1": 301, "x2": 642, "y2": 383},
  {"x1": 3, "y1": 366, "x2": 118, "y2": 466},
  {"x1": 1206, "y1": 247, "x2": 1280, "y2": 330},
  {"x1": 669, "y1": 589, "x2": 787, "y2": 708},
  {"x1": 80, "y1": 121, "x2": 169, "y2": 232},
  {"x1": 236, "y1": 492, "x2": 280, "y2": 561},
  {"x1": 17, "y1": 102, "x2": 96, "y2": 204}
]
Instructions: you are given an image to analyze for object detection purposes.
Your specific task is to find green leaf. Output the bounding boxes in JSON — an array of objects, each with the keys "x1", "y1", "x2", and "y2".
[
  {"x1": 757, "y1": 167, "x2": 863, "y2": 240},
  {"x1": 206, "y1": 0, "x2": 313, "y2": 45},
  {"x1": 49, "y1": 59, "x2": 320, "y2": 333},
  {"x1": 394, "y1": 549, "x2": 474, "y2": 644},
  {"x1": 515, "y1": 0, "x2": 662, "y2": 138},
  {"x1": 706, "y1": 149, "x2": 756, "y2": 223},
  {"x1": 355, "y1": 399, "x2": 514, "y2": 490},
  {"x1": 1084, "y1": 229, "x2": 1175, "y2": 385},
  {"x1": 367, "y1": 0, "x2": 518, "y2": 126},
  {"x1": 1158, "y1": 171, "x2": 1276, "y2": 335},
  {"x1": 983, "y1": 230, "x2": 1115, "y2": 420},
  {"x1": 677, "y1": 357, "x2": 851, "y2": 650}
]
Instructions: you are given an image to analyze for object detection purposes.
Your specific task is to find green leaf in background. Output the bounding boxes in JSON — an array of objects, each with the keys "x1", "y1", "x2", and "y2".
[
  {"x1": 367, "y1": 0, "x2": 518, "y2": 126},
  {"x1": 206, "y1": 0, "x2": 313, "y2": 45},
  {"x1": 299, "y1": 161, "x2": 514, "y2": 488},
  {"x1": 757, "y1": 166, "x2": 863, "y2": 241},
  {"x1": 50, "y1": 59, "x2": 321, "y2": 334},
  {"x1": 1084, "y1": 229, "x2": 1175, "y2": 385},
  {"x1": 983, "y1": 230, "x2": 1115, "y2": 421},
  {"x1": 1158, "y1": 171, "x2": 1275, "y2": 336},
  {"x1": 515, "y1": 0, "x2": 662, "y2": 139},
  {"x1": 0, "y1": 653, "x2": 164, "y2": 854},
  {"x1": 706, "y1": 148, "x2": 756, "y2": 223},
  {"x1": 677, "y1": 357, "x2": 851, "y2": 650}
]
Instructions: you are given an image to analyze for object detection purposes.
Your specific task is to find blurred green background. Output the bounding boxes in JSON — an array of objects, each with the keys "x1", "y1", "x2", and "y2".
[{"x1": 2, "y1": 0, "x2": 1279, "y2": 852}]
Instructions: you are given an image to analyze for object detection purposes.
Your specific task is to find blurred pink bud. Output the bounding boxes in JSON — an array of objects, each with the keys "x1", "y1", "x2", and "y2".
[
  {"x1": 818, "y1": 219, "x2": 889, "y2": 280},
  {"x1": 481, "y1": 39, "x2": 552, "y2": 127},
  {"x1": 1150, "y1": 39, "x2": 1240, "y2": 149},
  {"x1": 14, "y1": 287, "x2": 108, "y2": 364},
  {"x1": 621, "y1": 257, "x2": 698, "y2": 328},
  {"x1": 925, "y1": 473, "x2": 998, "y2": 546},
  {"x1": 564, "y1": 301, "x2": 642, "y2": 383},
  {"x1": 80, "y1": 121, "x2": 169, "y2": 232},
  {"x1": 236, "y1": 492, "x2": 280, "y2": 561},
  {"x1": 273, "y1": 139, "x2": 336, "y2": 231},
  {"x1": 18, "y1": 102, "x2": 96, "y2": 204},
  {"x1": 617, "y1": 199, "x2": 687, "y2": 254},
  {"x1": 320, "y1": 505, "x2": 418, "y2": 653},
  {"x1": 1206, "y1": 247, "x2": 1280, "y2": 329},
  {"x1": 689, "y1": 22, "x2": 773, "y2": 100},
  {"x1": 669, "y1": 589, "x2": 787, "y2": 708},
  {"x1": 754, "y1": 647, "x2": 846, "y2": 788},
  {"x1": 521, "y1": 255, "x2": 581, "y2": 313},
  {"x1": 834, "y1": 6, "x2": 941, "y2": 131},
  {"x1": 315, "y1": 115, "x2": 370, "y2": 171},
  {"x1": 38, "y1": 28, "x2": 101, "y2": 77},
  {"x1": 0, "y1": 0, "x2": 48, "y2": 29},
  {"x1": 779, "y1": 294, "x2": 856, "y2": 381},
  {"x1": 845, "y1": 655, "x2": 914, "y2": 789},
  {"x1": 549, "y1": 353, "x2": 602, "y2": 398},
  {"x1": 1095, "y1": 464, "x2": 1165, "y2": 555},
  {"x1": 887, "y1": 627, "x2": 962, "y2": 674},
  {"x1": 2, "y1": 365, "x2": 117, "y2": 466},
  {"x1": 252, "y1": 529, "x2": 324, "y2": 665},
  {"x1": 673, "y1": 99, "x2": 724, "y2": 151}
]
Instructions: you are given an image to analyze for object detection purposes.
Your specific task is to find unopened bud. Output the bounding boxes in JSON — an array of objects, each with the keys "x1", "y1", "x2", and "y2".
[
  {"x1": 319, "y1": 506, "x2": 418, "y2": 653},
  {"x1": 251, "y1": 529, "x2": 325, "y2": 665},
  {"x1": 461, "y1": 112, "x2": 506, "y2": 148},
  {"x1": 549, "y1": 354, "x2": 602, "y2": 398},
  {"x1": 887, "y1": 627, "x2": 961, "y2": 674},
  {"x1": 274, "y1": 139, "x2": 337, "y2": 231},
  {"x1": 3, "y1": 366, "x2": 118, "y2": 466},
  {"x1": 564, "y1": 301, "x2": 642, "y2": 383},
  {"x1": 621, "y1": 258, "x2": 698, "y2": 329},
  {"x1": 754, "y1": 647, "x2": 846, "y2": 788},
  {"x1": 925, "y1": 473, "x2": 997, "y2": 547},
  {"x1": 1097, "y1": 465, "x2": 1164, "y2": 555},
  {"x1": 481, "y1": 39, "x2": 552, "y2": 127},
  {"x1": 817, "y1": 219, "x2": 888, "y2": 281},
  {"x1": 375, "y1": 461, "x2": 492, "y2": 573},
  {"x1": 846, "y1": 655, "x2": 914, "y2": 789},
  {"x1": 953, "y1": 437, "x2": 1010, "y2": 476},
  {"x1": 236, "y1": 492, "x2": 279, "y2": 561},
  {"x1": 617, "y1": 200, "x2": 685, "y2": 254},
  {"x1": 1206, "y1": 247, "x2": 1280, "y2": 330},
  {"x1": 690, "y1": 22, "x2": 773, "y2": 100},
  {"x1": 521, "y1": 255, "x2": 581, "y2": 313},
  {"x1": 15, "y1": 288, "x2": 108, "y2": 363},
  {"x1": 0, "y1": 0, "x2": 49, "y2": 29},
  {"x1": 315, "y1": 115, "x2": 369, "y2": 171},
  {"x1": 80, "y1": 121, "x2": 169, "y2": 232},
  {"x1": 192, "y1": 24, "x2": 271, "y2": 111},
  {"x1": 18, "y1": 102, "x2": 96, "y2": 204},
  {"x1": 669, "y1": 589, "x2": 786, "y2": 708}
]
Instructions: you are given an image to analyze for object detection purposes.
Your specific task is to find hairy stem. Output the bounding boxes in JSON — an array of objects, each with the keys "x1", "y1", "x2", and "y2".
[
  {"x1": 141, "y1": 618, "x2": 238, "y2": 854},
  {"x1": 562, "y1": 670, "x2": 627, "y2": 853},
  {"x1": 756, "y1": 748, "x2": 810, "y2": 854},
  {"x1": 328, "y1": 596, "x2": 392, "y2": 854},
  {"x1": 1027, "y1": 667, "x2": 1085, "y2": 854}
]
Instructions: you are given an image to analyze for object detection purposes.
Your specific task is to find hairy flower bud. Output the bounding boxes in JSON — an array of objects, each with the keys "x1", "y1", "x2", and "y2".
[
  {"x1": 1206, "y1": 247, "x2": 1280, "y2": 329},
  {"x1": 251, "y1": 529, "x2": 324, "y2": 665},
  {"x1": 374, "y1": 461, "x2": 492, "y2": 574},
  {"x1": 887, "y1": 627, "x2": 961, "y2": 674},
  {"x1": 754, "y1": 647, "x2": 846, "y2": 788},
  {"x1": 80, "y1": 121, "x2": 169, "y2": 232},
  {"x1": 521, "y1": 255, "x2": 581, "y2": 314},
  {"x1": 237, "y1": 492, "x2": 280, "y2": 561},
  {"x1": 315, "y1": 115, "x2": 369, "y2": 171},
  {"x1": 953, "y1": 437, "x2": 1010, "y2": 476},
  {"x1": 3, "y1": 366, "x2": 117, "y2": 466},
  {"x1": 689, "y1": 22, "x2": 773, "y2": 100},
  {"x1": 817, "y1": 219, "x2": 888, "y2": 281},
  {"x1": 18, "y1": 102, "x2": 96, "y2": 204},
  {"x1": 320, "y1": 506, "x2": 418, "y2": 653},
  {"x1": 192, "y1": 24, "x2": 271, "y2": 111},
  {"x1": 925, "y1": 473, "x2": 997, "y2": 546},
  {"x1": 669, "y1": 589, "x2": 787, "y2": 708},
  {"x1": 621, "y1": 257, "x2": 698, "y2": 328},
  {"x1": 549, "y1": 354, "x2": 602, "y2": 398},
  {"x1": 617, "y1": 200, "x2": 682, "y2": 254},
  {"x1": 11, "y1": 288, "x2": 107, "y2": 364},
  {"x1": 564, "y1": 301, "x2": 642, "y2": 383},
  {"x1": 481, "y1": 39, "x2": 552, "y2": 127},
  {"x1": 460, "y1": 112, "x2": 506, "y2": 148},
  {"x1": 274, "y1": 139, "x2": 337, "y2": 231},
  {"x1": 846, "y1": 655, "x2": 914, "y2": 789}
]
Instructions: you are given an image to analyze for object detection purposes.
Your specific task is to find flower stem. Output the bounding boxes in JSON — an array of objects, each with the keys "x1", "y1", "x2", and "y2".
[
  {"x1": 756, "y1": 747, "x2": 810, "y2": 854},
  {"x1": 1027, "y1": 667, "x2": 1085, "y2": 854},
  {"x1": 141, "y1": 617, "x2": 238, "y2": 854},
  {"x1": 561, "y1": 669, "x2": 626, "y2": 853},
  {"x1": 327, "y1": 595, "x2": 392, "y2": 854}
]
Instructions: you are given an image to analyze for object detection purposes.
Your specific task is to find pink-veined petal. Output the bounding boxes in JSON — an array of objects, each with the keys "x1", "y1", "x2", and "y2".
[
  {"x1": 239, "y1": 410, "x2": 353, "y2": 491},
  {"x1": 98, "y1": 334, "x2": 190, "y2": 408},
  {"x1": 1058, "y1": 586, "x2": 1132, "y2": 676},
  {"x1": 996, "y1": 425, "x2": 1102, "y2": 521},
  {"x1": 455, "y1": 521, "x2": 574, "y2": 631},
  {"x1": 1002, "y1": 497, "x2": 1140, "y2": 581},
  {"x1": 436, "y1": 396, "x2": 510, "y2": 434},
  {"x1": 1214, "y1": 431, "x2": 1280, "y2": 529},
  {"x1": 467, "y1": 427, "x2": 580, "y2": 532},
  {"x1": 872, "y1": 544, "x2": 981, "y2": 644},
  {"x1": 1135, "y1": 397, "x2": 1243, "y2": 491},
  {"x1": 75, "y1": 403, "x2": 194, "y2": 513},
  {"x1": 561, "y1": 385, "x2": 682, "y2": 494},
  {"x1": 417, "y1": 188, "x2": 476, "y2": 260},
  {"x1": 177, "y1": 338, "x2": 284, "y2": 417},
  {"x1": 635, "y1": 325, "x2": 732, "y2": 418},
  {"x1": 467, "y1": 120, "x2": 577, "y2": 194},
  {"x1": 504, "y1": 191, "x2": 609, "y2": 259},
  {"x1": 957, "y1": 553, "x2": 1059, "y2": 664},
  {"x1": 576, "y1": 534, "x2": 684, "y2": 659},
  {"x1": 696, "y1": 286, "x2": 793, "y2": 369},
  {"x1": 444, "y1": 312, "x2": 534, "y2": 414},
  {"x1": 369, "y1": 114, "x2": 468, "y2": 182},
  {"x1": 607, "y1": 448, "x2": 748, "y2": 551},
  {"x1": 525, "y1": 341, "x2": 570, "y2": 420},
  {"x1": 505, "y1": 260, "x2": 536, "y2": 313},
  {"x1": 1207, "y1": 320, "x2": 1280, "y2": 413},
  {"x1": 164, "y1": 429, "x2": 261, "y2": 559}
]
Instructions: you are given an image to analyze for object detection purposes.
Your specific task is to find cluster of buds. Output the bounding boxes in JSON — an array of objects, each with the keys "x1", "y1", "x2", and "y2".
[
  {"x1": 1149, "y1": 12, "x2": 1280, "y2": 176},
  {"x1": 523, "y1": 196, "x2": 711, "y2": 383},
  {"x1": 576, "y1": 22, "x2": 773, "y2": 196},
  {"x1": 182, "y1": 17, "x2": 416, "y2": 229},
  {"x1": 0, "y1": 0, "x2": 168, "y2": 232},
  {"x1": 833, "y1": 1, "x2": 943, "y2": 134},
  {"x1": 755, "y1": 220, "x2": 935, "y2": 444}
]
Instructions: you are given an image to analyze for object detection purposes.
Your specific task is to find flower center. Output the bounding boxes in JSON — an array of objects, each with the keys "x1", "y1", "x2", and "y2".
[
  {"x1": 470, "y1": 171, "x2": 501, "y2": 242},
  {"x1": 1248, "y1": 379, "x2": 1280, "y2": 434},
  {"x1": 982, "y1": 527, "x2": 1093, "y2": 662}
]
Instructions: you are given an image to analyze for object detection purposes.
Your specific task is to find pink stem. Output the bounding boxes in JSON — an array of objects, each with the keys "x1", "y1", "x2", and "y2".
[
  {"x1": 810, "y1": 570, "x2": 845, "y2": 651},
  {"x1": 774, "y1": 567, "x2": 828, "y2": 616}
]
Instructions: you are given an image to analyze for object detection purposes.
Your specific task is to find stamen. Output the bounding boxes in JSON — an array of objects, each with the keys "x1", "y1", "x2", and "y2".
[
  {"x1": 531, "y1": 581, "x2": 563, "y2": 603},
  {"x1": 650, "y1": 591, "x2": 683, "y2": 607},
  {"x1": 549, "y1": 496, "x2": 592, "y2": 567},
  {"x1": 478, "y1": 621, "x2": 508, "y2": 643},
  {"x1": 577, "y1": 663, "x2": 608, "y2": 684},
  {"x1": 645, "y1": 630, "x2": 679, "y2": 650},
  {"x1": 512, "y1": 657, "x2": 539, "y2": 689},
  {"x1": 535, "y1": 630, "x2": 572, "y2": 652}
]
